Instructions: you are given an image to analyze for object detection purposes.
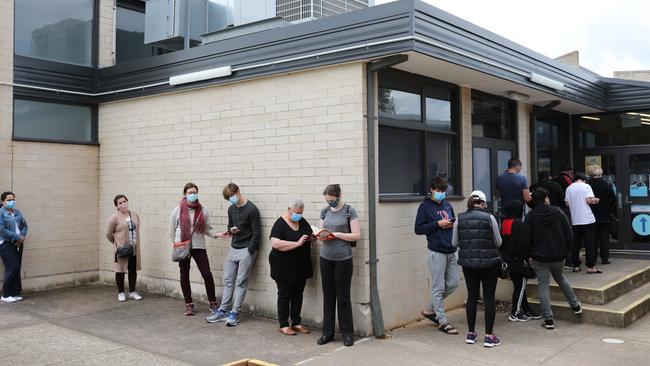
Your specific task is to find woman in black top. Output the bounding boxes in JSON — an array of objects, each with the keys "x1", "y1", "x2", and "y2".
[
  {"x1": 269, "y1": 199, "x2": 314, "y2": 336},
  {"x1": 587, "y1": 165, "x2": 617, "y2": 264}
]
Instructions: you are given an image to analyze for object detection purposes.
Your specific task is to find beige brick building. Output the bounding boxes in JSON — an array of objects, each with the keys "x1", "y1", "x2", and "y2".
[{"x1": 2, "y1": 0, "x2": 650, "y2": 336}]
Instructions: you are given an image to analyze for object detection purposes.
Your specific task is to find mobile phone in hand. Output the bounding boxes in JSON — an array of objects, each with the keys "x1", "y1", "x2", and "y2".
[{"x1": 449, "y1": 218, "x2": 456, "y2": 223}]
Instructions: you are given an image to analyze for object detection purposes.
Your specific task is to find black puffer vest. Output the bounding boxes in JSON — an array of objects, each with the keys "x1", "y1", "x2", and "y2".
[{"x1": 457, "y1": 208, "x2": 500, "y2": 269}]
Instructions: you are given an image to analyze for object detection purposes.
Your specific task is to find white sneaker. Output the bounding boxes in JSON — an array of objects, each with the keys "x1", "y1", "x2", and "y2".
[
  {"x1": 1, "y1": 296, "x2": 17, "y2": 303},
  {"x1": 128, "y1": 292, "x2": 142, "y2": 301},
  {"x1": 118, "y1": 292, "x2": 126, "y2": 302},
  {"x1": 13, "y1": 296, "x2": 23, "y2": 301}
]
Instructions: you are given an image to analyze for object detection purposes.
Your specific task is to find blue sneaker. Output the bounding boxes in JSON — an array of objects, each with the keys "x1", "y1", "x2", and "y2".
[
  {"x1": 483, "y1": 334, "x2": 501, "y2": 348},
  {"x1": 206, "y1": 308, "x2": 228, "y2": 323},
  {"x1": 226, "y1": 311, "x2": 239, "y2": 327},
  {"x1": 466, "y1": 332, "x2": 478, "y2": 344}
]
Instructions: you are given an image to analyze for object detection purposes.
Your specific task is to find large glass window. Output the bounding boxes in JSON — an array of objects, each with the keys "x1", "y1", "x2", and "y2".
[
  {"x1": 471, "y1": 94, "x2": 515, "y2": 140},
  {"x1": 14, "y1": 99, "x2": 95, "y2": 143},
  {"x1": 535, "y1": 115, "x2": 570, "y2": 176},
  {"x1": 14, "y1": 0, "x2": 94, "y2": 66},
  {"x1": 575, "y1": 111, "x2": 650, "y2": 148},
  {"x1": 378, "y1": 71, "x2": 458, "y2": 197},
  {"x1": 116, "y1": 2, "x2": 170, "y2": 64}
]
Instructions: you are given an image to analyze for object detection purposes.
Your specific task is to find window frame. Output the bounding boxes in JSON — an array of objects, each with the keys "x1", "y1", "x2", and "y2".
[
  {"x1": 13, "y1": 0, "x2": 100, "y2": 68},
  {"x1": 378, "y1": 69, "x2": 461, "y2": 201},
  {"x1": 12, "y1": 95, "x2": 99, "y2": 146},
  {"x1": 470, "y1": 90, "x2": 517, "y2": 142}
]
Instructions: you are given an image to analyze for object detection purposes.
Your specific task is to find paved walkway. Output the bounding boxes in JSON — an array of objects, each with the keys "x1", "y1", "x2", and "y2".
[{"x1": 1, "y1": 285, "x2": 648, "y2": 365}]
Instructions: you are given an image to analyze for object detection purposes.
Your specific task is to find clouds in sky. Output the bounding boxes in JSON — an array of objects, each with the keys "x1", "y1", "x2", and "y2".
[{"x1": 373, "y1": 0, "x2": 650, "y2": 77}]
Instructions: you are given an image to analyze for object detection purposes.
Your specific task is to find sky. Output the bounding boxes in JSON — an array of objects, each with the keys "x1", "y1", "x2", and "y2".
[{"x1": 373, "y1": 0, "x2": 650, "y2": 77}]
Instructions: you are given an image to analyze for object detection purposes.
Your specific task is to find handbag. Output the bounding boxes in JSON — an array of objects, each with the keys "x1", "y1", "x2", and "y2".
[
  {"x1": 498, "y1": 259, "x2": 510, "y2": 279},
  {"x1": 117, "y1": 244, "x2": 134, "y2": 258},
  {"x1": 521, "y1": 259, "x2": 536, "y2": 279},
  {"x1": 172, "y1": 208, "x2": 202, "y2": 262}
]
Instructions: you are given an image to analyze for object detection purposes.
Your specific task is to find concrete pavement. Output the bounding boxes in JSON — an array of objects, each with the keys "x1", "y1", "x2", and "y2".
[{"x1": 1, "y1": 285, "x2": 648, "y2": 365}]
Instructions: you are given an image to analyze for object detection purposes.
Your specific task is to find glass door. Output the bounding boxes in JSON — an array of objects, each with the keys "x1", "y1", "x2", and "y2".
[
  {"x1": 622, "y1": 149, "x2": 650, "y2": 251},
  {"x1": 472, "y1": 138, "x2": 516, "y2": 213}
]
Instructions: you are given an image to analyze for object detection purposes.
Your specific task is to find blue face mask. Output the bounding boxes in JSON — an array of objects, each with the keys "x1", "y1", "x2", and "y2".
[
  {"x1": 290, "y1": 213, "x2": 302, "y2": 222},
  {"x1": 186, "y1": 193, "x2": 198, "y2": 203},
  {"x1": 228, "y1": 195, "x2": 239, "y2": 205},
  {"x1": 433, "y1": 192, "x2": 446, "y2": 201},
  {"x1": 5, "y1": 200, "x2": 16, "y2": 209},
  {"x1": 327, "y1": 199, "x2": 339, "y2": 208}
]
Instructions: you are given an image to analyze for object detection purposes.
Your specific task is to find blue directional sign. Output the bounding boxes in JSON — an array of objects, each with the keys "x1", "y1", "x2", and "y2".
[{"x1": 632, "y1": 214, "x2": 650, "y2": 236}]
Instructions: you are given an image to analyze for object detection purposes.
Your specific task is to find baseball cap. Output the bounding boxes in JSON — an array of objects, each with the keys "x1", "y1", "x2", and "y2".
[{"x1": 469, "y1": 190, "x2": 487, "y2": 202}]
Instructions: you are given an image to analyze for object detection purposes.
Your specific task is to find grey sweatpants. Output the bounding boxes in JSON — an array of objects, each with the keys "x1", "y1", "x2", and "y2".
[
  {"x1": 530, "y1": 260, "x2": 580, "y2": 320},
  {"x1": 424, "y1": 250, "x2": 460, "y2": 324},
  {"x1": 220, "y1": 247, "x2": 257, "y2": 313}
]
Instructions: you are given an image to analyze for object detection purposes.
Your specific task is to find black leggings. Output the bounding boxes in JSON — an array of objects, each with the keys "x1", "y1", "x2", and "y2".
[
  {"x1": 463, "y1": 266, "x2": 499, "y2": 334},
  {"x1": 320, "y1": 257, "x2": 354, "y2": 337},
  {"x1": 510, "y1": 273, "x2": 531, "y2": 316},
  {"x1": 116, "y1": 255, "x2": 137, "y2": 293},
  {"x1": 276, "y1": 278, "x2": 307, "y2": 328}
]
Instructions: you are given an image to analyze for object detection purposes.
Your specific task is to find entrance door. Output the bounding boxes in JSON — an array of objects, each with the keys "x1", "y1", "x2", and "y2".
[
  {"x1": 575, "y1": 147, "x2": 650, "y2": 253},
  {"x1": 473, "y1": 138, "x2": 516, "y2": 212}
]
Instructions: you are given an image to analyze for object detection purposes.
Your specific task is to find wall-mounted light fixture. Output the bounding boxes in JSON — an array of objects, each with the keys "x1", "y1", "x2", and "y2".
[
  {"x1": 529, "y1": 73, "x2": 565, "y2": 91},
  {"x1": 169, "y1": 66, "x2": 233, "y2": 86},
  {"x1": 581, "y1": 116, "x2": 600, "y2": 121},
  {"x1": 506, "y1": 90, "x2": 530, "y2": 101}
]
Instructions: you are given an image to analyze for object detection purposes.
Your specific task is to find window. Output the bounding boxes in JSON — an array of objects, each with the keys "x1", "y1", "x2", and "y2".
[
  {"x1": 575, "y1": 111, "x2": 650, "y2": 148},
  {"x1": 534, "y1": 115, "x2": 569, "y2": 176},
  {"x1": 471, "y1": 94, "x2": 515, "y2": 140},
  {"x1": 13, "y1": 99, "x2": 96, "y2": 144},
  {"x1": 378, "y1": 70, "x2": 458, "y2": 197},
  {"x1": 14, "y1": 0, "x2": 95, "y2": 66},
  {"x1": 116, "y1": 1, "x2": 170, "y2": 64}
]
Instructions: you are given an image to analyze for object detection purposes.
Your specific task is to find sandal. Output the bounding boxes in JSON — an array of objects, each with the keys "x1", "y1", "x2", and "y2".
[
  {"x1": 438, "y1": 323, "x2": 458, "y2": 335},
  {"x1": 587, "y1": 268, "x2": 603, "y2": 274},
  {"x1": 280, "y1": 327, "x2": 297, "y2": 336},
  {"x1": 572, "y1": 266, "x2": 582, "y2": 273},
  {"x1": 291, "y1": 325, "x2": 311, "y2": 334}
]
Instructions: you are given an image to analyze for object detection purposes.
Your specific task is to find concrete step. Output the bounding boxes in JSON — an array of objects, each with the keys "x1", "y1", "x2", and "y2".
[
  {"x1": 528, "y1": 281, "x2": 650, "y2": 328},
  {"x1": 526, "y1": 259, "x2": 650, "y2": 305}
]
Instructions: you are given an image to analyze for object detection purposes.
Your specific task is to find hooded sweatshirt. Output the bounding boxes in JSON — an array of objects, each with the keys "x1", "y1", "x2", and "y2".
[
  {"x1": 414, "y1": 197, "x2": 455, "y2": 253},
  {"x1": 520, "y1": 204, "x2": 573, "y2": 262}
]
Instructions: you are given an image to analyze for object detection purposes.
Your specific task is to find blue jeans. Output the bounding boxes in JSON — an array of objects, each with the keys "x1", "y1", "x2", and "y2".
[{"x1": 1, "y1": 242, "x2": 23, "y2": 297}]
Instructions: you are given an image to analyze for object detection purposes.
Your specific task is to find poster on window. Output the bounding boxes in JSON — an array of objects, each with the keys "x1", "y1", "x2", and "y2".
[
  {"x1": 585, "y1": 155, "x2": 602, "y2": 172},
  {"x1": 630, "y1": 174, "x2": 649, "y2": 197}
]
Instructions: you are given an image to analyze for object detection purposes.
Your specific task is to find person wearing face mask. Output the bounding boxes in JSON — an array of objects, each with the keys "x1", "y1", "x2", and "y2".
[
  {"x1": 106, "y1": 195, "x2": 142, "y2": 302},
  {"x1": 207, "y1": 183, "x2": 261, "y2": 327},
  {"x1": 495, "y1": 158, "x2": 532, "y2": 215},
  {"x1": 316, "y1": 184, "x2": 361, "y2": 347},
  {"x1": 170, "y1": 183, "x2": 226, "y2": 316},
  {"x1": 268, "y1": 199, "x2": 314, "y2": 336},
  {"x1": 0, "y1": 191, "x2": 28, "y2": 303},
  {"x1": 414, "y1": 176, "x2": 459, "y2": 335}
]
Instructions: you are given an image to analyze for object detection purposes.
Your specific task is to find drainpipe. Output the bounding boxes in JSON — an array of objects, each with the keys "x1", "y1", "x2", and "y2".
[{"x1": 366, "y1": 54, "x2": 408, "y2": 338}]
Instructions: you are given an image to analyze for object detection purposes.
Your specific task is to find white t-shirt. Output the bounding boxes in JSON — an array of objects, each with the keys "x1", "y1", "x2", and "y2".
[{"x1": 565, "y1": 181, "x2": 596, "y2": 225}]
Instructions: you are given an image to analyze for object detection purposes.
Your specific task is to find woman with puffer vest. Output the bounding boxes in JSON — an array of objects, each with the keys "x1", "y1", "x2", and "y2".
[{"x1": 452, "y1": 190, "x2": 502, "y2": 348}]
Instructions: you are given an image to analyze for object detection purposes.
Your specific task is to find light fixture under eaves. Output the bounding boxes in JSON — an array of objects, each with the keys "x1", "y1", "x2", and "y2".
[
  {"x1": 169, "y1": 66, "x2": 233, "y2": 86},
  {"x1": 529, "y1": 73, "x2": 565, "y2": 91},
  {"x1": 507, "y1": 90, "x2": 530, "y2": 101},
  {"x1": 581, "y1": 116, "x2": 600, "y2": 121}
]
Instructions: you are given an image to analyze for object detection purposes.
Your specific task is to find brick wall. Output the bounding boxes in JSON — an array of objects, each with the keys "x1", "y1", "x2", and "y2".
[
  {"x1": 98, "y1": 0, "x2": 116, "y2": 68},
  {"x1": 97, "y1": 63, "x2": 371, "y2": 333}
]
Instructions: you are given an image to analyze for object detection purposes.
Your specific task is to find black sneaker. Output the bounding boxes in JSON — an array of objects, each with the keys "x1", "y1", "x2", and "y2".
[
  {"x1": 508, "y1": 313, "x2": 529, "y2": 322},
  {"x1": 542, "y1": 319, "x2": 554, "y2": 329},
  {"x1": 420, "y1": 310, "x2": 439, "y2": 325},
  {"x1": 571, "y1": 304, "x2": 583, "y2": 315},
  {"x1": 526, "y1": 311, "x2": 542, "y2": 320}
]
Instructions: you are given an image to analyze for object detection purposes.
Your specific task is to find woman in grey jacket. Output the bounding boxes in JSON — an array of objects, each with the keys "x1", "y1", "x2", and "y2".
[{"x1": 452, "y1": 190, "x2": 502, "y2": 348}]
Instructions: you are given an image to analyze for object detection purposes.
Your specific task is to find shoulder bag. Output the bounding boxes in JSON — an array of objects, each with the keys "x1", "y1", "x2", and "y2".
[{"x1": 172, "y1": 208, "x2": 202, "y2": 262}]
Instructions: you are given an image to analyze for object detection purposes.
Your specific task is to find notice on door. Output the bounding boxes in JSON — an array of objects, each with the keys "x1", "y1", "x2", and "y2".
[{"x1": 585, "y1": 155, "x2": 602, "y2": 171}]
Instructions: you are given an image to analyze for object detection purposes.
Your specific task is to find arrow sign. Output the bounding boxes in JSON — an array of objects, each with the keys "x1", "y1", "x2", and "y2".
[{"x1": 632, "y1": 214, "x2": 650, "y2": 236}]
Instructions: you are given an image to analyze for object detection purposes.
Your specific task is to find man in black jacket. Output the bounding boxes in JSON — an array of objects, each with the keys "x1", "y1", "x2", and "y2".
[
  {"x1": 521, "y1": 188, "x2": 582, "y2": 329},
  {"x1": 530, "y1": 171, "x2": 565, "y2": 209}
]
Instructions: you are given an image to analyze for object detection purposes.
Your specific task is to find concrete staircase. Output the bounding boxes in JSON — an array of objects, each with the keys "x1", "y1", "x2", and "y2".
[{"x1": 526, "y1": 258, "x2": 650, "y2": 328}]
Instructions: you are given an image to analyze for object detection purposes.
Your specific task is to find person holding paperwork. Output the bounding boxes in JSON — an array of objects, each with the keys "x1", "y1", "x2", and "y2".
[
  {"x1": 269, "y1": 199, "x2": 314, "y2": 336},
  {"x1": 316, "y1": 184, "x2": 361, "y2": 347},
  {"x1": 414, "y1": 176, "x2": 459, "y2": 335}
]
